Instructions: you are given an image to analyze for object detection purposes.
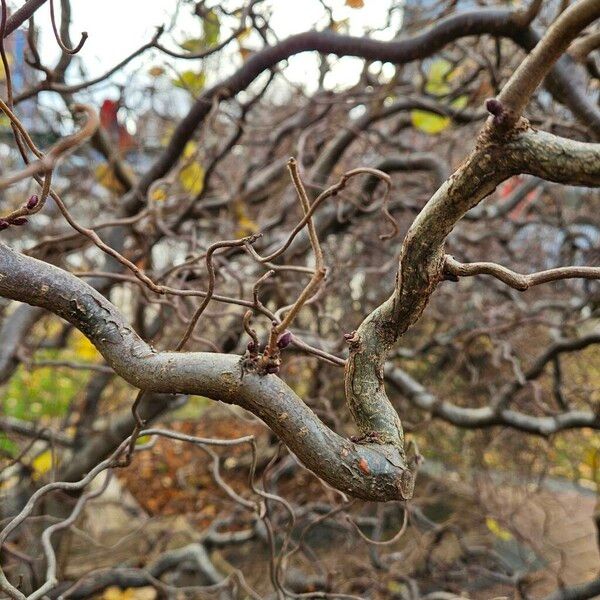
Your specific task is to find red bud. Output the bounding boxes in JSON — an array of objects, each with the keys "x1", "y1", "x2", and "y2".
[
  {"x1": 11, "y1": 217, "x2": 28, "y2": 226},
  {"x1": 277, "y1": 331, "x2": 292, "y2": 349},
  {"x1": 485, "y1": 98, "x2": 503, "y2": 117},
  {"x1": 26, "y1": 195, "x2": 39, "y2": 210}
]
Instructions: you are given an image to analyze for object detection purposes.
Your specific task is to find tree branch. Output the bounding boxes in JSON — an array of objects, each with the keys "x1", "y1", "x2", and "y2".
[
  {"x1": 444, "y1": 255, "x2": 600, "y2": 291},
  {"x1": 4, "y1": 0, "x2": 47, "y2": 37},
  {"x1": 386, "y1": 365, "x2": 600, "y2": 437},
  {"x1": 343, "y1": 90, "x2": 600, "y2": 460},
  {"x1": 544, "y1": 576, "x2": 600, "y2": 600},
  {"x1": 497, "y1": 0, "x2": 600, "y2": 129},
  {"x1": 0, "y1": 243, "x2": 417, "y2": 501},
  {"x1": 132, "y1": 6, "x2": 600, "y2": 208}
]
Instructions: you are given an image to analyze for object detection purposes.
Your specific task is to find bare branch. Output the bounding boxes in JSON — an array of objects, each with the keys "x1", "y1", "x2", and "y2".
[
  {"x1": 444, "y1": 255, "x2": 600, "y2": 291},
  {"x1": 496, "y1": 0, "x2": 600, "y2": 128}
]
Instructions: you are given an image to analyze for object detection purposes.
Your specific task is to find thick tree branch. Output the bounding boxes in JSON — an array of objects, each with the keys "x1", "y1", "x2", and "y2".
[
  {"x1": 4, "y1": 0, "x2": 47, "y2": 37},
  {"x1": 343, "y1": 113, "x2": 600, "y2": 457},
  {"x1": 0, "y1": 243, "x2": 417, "y2": 501},
  {"x1": 497, "y1": 0, "x2": 600, "y2": 128}
]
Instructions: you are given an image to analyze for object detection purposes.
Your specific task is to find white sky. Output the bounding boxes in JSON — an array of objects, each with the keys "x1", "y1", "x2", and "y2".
[{"x1": 31, "y1": 0, "x2": 401, "y2": 93}]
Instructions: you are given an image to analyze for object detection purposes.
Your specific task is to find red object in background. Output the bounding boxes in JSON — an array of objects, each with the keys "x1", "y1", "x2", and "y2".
[
  {"x1": 100, "y1": 99, "x2": 136, "y2": 154},
  {"x1": 498, "y1": 175, "x2": 538, "y2": 220}
]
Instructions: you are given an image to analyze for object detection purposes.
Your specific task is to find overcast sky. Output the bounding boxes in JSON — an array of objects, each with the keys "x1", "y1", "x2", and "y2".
[{"x1": 31, "y1": 0, "x2": 401, "y2": 92}]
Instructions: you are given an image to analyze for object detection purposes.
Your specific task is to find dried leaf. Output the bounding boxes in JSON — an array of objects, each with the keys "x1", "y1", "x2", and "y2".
[
  {"x1": 147, "y1": 65, "x2": 165, "y2": 78},
  {"x1": 330, "y1": 18, "x2": 350, "y2": 33},
  {"x1": 358, "y1": 458, "x2": 370, "y2": 474},
  {"x1": 236, "y1": 27, "x2": 252, "y2": 42},
  {"x1": 239, "y1": 47, "x2": 253, "y2": 62}
]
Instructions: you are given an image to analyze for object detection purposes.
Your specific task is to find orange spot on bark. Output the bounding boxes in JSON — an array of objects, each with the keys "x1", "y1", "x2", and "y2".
[{"x1": 358, "y1": 458, "x2": 370, "y2": 475}]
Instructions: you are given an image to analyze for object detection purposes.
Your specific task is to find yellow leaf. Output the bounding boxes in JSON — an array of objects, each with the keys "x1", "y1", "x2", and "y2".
[
  {"x1": 411, "y1": 96, "x2": 467, "y2": 135},
  {"x1": 233, "y1": 198, "x2": 258, "y2": 236},
  {"x1": 178, "y1": 37, "x2": 203, "y2": 53},
  {"x1": 72, "y1": 331, "x2": 100, "y2": 361},
  {"x1": 160, "y1": 126, "x2": 174, "y2": 147},
  {"x1": 486, "y1": 517, "x2": 512, "y2": 541},
  {"x1": 583, "y1": 447, "x2": 600, "y2": 481},
  {"x1": 95, "y1": 163, "x2": 134, "y2": 194},
  {"x1": 31, "y1": 450, "x2": 53, "y2": 479},
  {"x1": 151, "y1": 188, "x2": 167, "y2": 202},
  {"x1": 183, "y1": 141, "x2": 197, "y2": 159},
  {"x1": 179, "y1": 163, "x2": 205, "y2": 195},
  {"x1": 103, "y1": 587, "x2": 136, "y2": 600},
  {"x1": 202, "y1": 10, "x2": 221, "y2": 47},
  {"x1": 424, "y1": 58, "x2": 453, "y2": 96},
  {"x1": 451, "y1": 95, "x2": 468, "y2": 110},
  {"x1": 0, "y1": 54, "x2": 13, "y2": 83},
  {"x1": 411, "y1": 110, "x2": 450, "y2": 134},
  {"x1": 346, "y1": 0, "x2": 364, "y2": 7}
]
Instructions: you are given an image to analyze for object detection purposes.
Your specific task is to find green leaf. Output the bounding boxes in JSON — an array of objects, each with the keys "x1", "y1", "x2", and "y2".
[
  {"x1": 172, "y1": 70, "x2": 206, "y2": 95},
  {"x1": 178, "y1": 10, "x2": 220, "y2": 53},
  {"x1": 425, "y1": 58, "x2": 453, "y2": 96},
  {"x1": 451, "y1": 95, "x2": 468, "y2": 110},
  {"x1": 178, "y1": 37, "x2": 204, "y2": 53},
  {"x1": 202, "y1": 10, "x2": 221, "y2": 47}
]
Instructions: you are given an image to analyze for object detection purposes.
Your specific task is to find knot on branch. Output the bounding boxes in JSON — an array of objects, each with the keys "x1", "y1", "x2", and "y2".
[
  {"x1": 241, "y1": 312, "x2": 293, "y2": 376},
  {"x1": 343, "y1": 330, "x2": 361, "y2": 350}
]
